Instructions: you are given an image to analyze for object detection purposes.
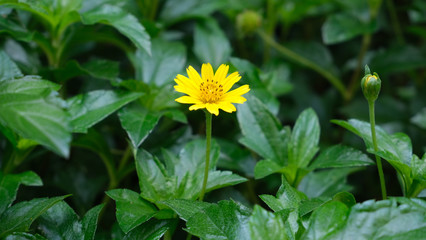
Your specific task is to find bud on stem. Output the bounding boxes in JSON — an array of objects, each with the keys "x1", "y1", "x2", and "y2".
[{"x1": 361, "y1": 65, "x2": 381, "y2": 102}]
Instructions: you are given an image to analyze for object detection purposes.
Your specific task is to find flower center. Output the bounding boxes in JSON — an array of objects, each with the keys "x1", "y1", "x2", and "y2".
[{"x1": 200, "y1": 79, "x2": 223, "y2": 103}]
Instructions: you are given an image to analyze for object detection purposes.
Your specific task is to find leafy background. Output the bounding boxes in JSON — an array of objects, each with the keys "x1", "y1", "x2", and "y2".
[{"x1": 0, "y1": 0, "x2": 425, "y2": 239}]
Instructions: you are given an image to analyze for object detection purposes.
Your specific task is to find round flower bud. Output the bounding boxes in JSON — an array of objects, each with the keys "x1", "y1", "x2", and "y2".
[
  {"x1": 361, "y1": 71, "x2": 381, "y2": 102},
  {"x1": 236, "y1": 10, "x2": 262, "y2": 37}
]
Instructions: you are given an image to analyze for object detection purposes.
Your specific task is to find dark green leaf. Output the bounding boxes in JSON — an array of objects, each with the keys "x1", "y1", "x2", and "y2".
[
  {"x1": 302, "y1": 201, "x2": 349, "y2": 240},
  {"x1": 118, "y1": 104, "x2": 161, "y2": 149},
  {"x1": 237, "y1": 95, "x2": 288, "y2": 166},
  {"x1": 254, "y1": 159, "x2": 285, "y2": 179},
  {"x1": 159, "y1": 0, "x2": 227, "y2": 24},
  {"x1": 81, "y1": 204, "x2": 104, "y2": 240},
  {"x1": 5, "y1": 232, "x2": 47, "y2": 240},
  {"x1": 217, "y1": 139, "x2": 256, "y2": 177},
  {"x1": 160, "y1": 199, "x2": 211, "y2": 221},
  {"x1": 54, "y1": 59, "x2": 120, "y2": 82},
  {"x1": 193, "y1": 19, "x2": 231, "y2": 68},
  {"x1": 298, "y1": 168, "x2": 358, "y2": 198},
  {"x1": 123, "y1": 219, "x2": 177, "y2": 240},
  {"x1": 67, "y1": 90, "x2": 143, "y2": 133},
  {"x1": 371, "y1": 45, "x2": 426, "y2": 74},
  {"x1": 0, "y1": 17, "x2": 33, "y2": 42},
  {"x1": 0, "y1": 77, "x2": 71, "y2": 157},
  {"x1": 260, "y1": 176, "x2": 306, "y2": 212},
  {"x1": 106, "y1": 189, "x2": 157, "y2": 234},
  {"x1": 0, "y1": 171, "x2": 42, "y2": 214},
  {"x1": 309, "y1": 144, "x2": 374, "y2": 169},
  {"x1": 0, "y1": 195, "x2": 69, "y2": 238},
  {"x1": 322, "y1": 12, "x2": 376, "y2": 44},
  {"x1": 288, "y1": 108, "x2": 320, "y2": 168},
  {"x1": 80, "y1": 4, "x2": 151, "y2": 55},
  {"x1": 0, "y1": 50, "x2": 23, "y2": 81},
  {"x1": 185, "y1": 200, "x2": 251, "y2": 240},
  {"x1": 249, "y1": 206, "x2": 288, "y2": 240},
  {"x1": 133, "y1": 39, "x2": 186, "y2": 86}
]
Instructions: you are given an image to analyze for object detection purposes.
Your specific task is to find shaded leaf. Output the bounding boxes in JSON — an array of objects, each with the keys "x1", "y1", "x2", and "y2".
[
  {"x1": 123, "y1": 219, "x2": 177, "y2": 240},
  {"x1": 0, "y1": 50, "x2": 23, "y2": 81},
  {"x1": 249, "y1": 206, "x2": 288, "y2": 240},
  {"x1": 67, "y1": 90, "x2": 143, "y2": 133},
  {"x1": 160, "y1": 199, "x2": 211, "y2": 221},
  {"x1": 106, "y1": 189, "x2": 157, "y2": 234},
  {"x1": 309, "y1": 144, "x2": 374, "y2": 169}
]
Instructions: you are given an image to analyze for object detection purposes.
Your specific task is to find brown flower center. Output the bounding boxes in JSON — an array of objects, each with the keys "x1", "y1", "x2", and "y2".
[{"x1": 200, "y1": 79, "x2": 224, "y2": 103}]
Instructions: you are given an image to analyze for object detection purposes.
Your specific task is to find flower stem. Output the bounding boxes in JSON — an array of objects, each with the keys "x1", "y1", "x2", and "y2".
[
  {"x1": 199, "y1": 111, "x2": 212, "y2": 202},
  {"x1": 368, "y1": 101, "x2": 387, "y2": 200}
]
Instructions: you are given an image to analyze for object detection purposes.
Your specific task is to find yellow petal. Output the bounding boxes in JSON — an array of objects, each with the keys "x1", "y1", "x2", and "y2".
[
  {"x1": 175, "y1": 74, "x2": 200, "y2": 93},
  {"x1": 218, "y1": 102, "x2": 236, "y2": 113},
  {"x1": 175, "y1": 96, "x2": 202, "y2": 104},
  {"x1": 201, "y1": 63, "x2": 214, "y2": 82},
  {"x1": 206, "y1": 103, "x2": 219, "y2": 116},
  {"x1": 214, "y1": 64, "x2": 229, "y2": 83},
  {"x1": 222, "y1": 72, "x2": 241, "y2": 93},
  {"x1": 223, "y1": 96, "x2": 247, "y2": 104},
  {"x1": 222, "y1": 85, "x2": 250, "y2": 99},
  {"x1": 189, "y1": 104, "x2": 206, "y2": 111},
  {"x1": 186, "y1": 66, "x2": 202, "y2": 85}
]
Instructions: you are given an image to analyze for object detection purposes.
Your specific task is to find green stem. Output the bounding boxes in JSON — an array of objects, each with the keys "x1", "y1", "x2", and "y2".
[
  {"x1": 199, "y1": 111, "x2": 212, "y2": 202},
  {"x1": 386, "y1": 0, "x2": 404, "y2": 44},
  {"x1": 258, "y1": 30, "x2": 348, "y2": 100},
  {"x1": 368, "y1": 101, "x2": 387, "y2": 200}
]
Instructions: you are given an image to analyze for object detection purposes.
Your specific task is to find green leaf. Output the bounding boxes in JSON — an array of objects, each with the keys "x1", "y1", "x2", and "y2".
[
  {"x1": 0, "y1": 50, "x2": 23, "y2": 81},
  {"x1": 118, "y1": 104, "x2": 161, "y2": 149},
  {"x1": 329, "y1": 198, "x2": 426, "y2": 239},
  {"x1": 185, "y1": 200, "x2": 251, "y2": 240},
  {"x1": 322, "y1": 12, "x2": 376, "y2": 44},
  {"x1": 288, "y1": 108, "x2": 320, "y2": 168},
  {"x1": 260, "y1": 176, "x2": 306, "y2": 212},
  {"x1": 0, "y1": 171, "x2": 42, "y2": 215},
  {"x1": 0, "y1": 77, "x2": 71, "y2": 157},
  {"x1": 237, "y1": 95, "x2": 289, "y2": 166},
  {"x1": 106, "y1": 189, "x2": 157, "y2": 234},
  {"x1": 4, "y1": 232, "x2": 47, "y2": 240},
  {"x1": 0, "y1": 17, "x2": 33, "y2": 42},
  {"x1": 54, "y1": 59, "x2": 120, "y2": 82},
  {"x1": 67, "y1": 90, "x2": 143, "y2": 133},
  {"x1": 193, "y1": 19, "x2": 231, "y2": 68},
  {"x1": 371, "y1": 45, "x2": 426, "y2": 74},
  {"x1": 159, "y1": 0, "x2": 227, "y2": 24},
  {"x1": 309, "y1": 144, "x2": 374, "y2": 169},
  {"x1": 411, "y1": 108, "x2": 426, "y2": 130},
  {"x1": 217, "y1": 139, "x2": 256, "y2": 177},
  {"x1": 81, "y1": 204, "x2": 104, "y2": 240},
  {"x1": 302, "y1": 201, "x2": 349, "y2": 240},
  {"x1": 0, "y1": 195, "x2": 69, "y2": 238},
  {"x1": 206, "y1": 171, "x2": 247, "y2": 192},
  {"x1": 123, "y1": 219, "x2": 177, "y2": 240},
  {"x1": 160, "y1": 199, "x2": 211, "y2": 221},
  {"x1": 249, "y1": 206, "x2": 288, "y2": 240},
  {"x1": 298, "y1": 168, "x2": 358, "y2": 198},
  {"x1": 36, "y1": 201, "x2": 103, "y2": 240},
  {"x1": 254, "y1": 159, "x2": 285, "y2": 179},
  {"x1": 133, "y1": 38, "x2": 186, "y2": 86},
  {"x1": 80, "y1": 4, "x2": 151, "y2": 55}
]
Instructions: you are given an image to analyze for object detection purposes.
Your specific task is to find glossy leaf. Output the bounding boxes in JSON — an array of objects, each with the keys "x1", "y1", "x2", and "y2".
[
  {"x1": 249, "y1": 206, "x2": 288, "y2": 240},
  {"x1": 260, "y1": 176, "x2": 306, "y2": 212},
  {"x1": 37, "y1": 201, "x2": 103, "y2": 240},
  {"x1": 0, "y1": 171, "x2": 42, "y2": 215},
  {"x1": 237, "y1": 95, "x2": 289, "y2": 165},
  {"x1": 185, "y1": 200, "x2": 251, "y2": 240},
  {"x1": 288, "y1": 108, "x2": 320, "y2": 168},
  {"x1": 160, "y1": 199, "x2": 211, "y2": 221},
  {"x1": 123, "y1": 219, "x2": 177, "y2": 240},
  {"x1": 133, "y1": 39, "x2": 186, "y2": 87},
  {"x1": 0, "y1": 50, "x2": 23, "y2": 81},
  {"x1": 106, "y1": 189, "x2": 157, "y2": 234},
  {"x1": 193, "y1": 19, "x2": 231, "y2": 68},
  {"x1": 80, "y1": 4, "x2": 151, "y2": 55},
  {"x1": 0, "y1": 195, "x2": 68, "y2": 238},
  {"x1": 67, "y1": 90, "x2": 143, "y2": 133},
  {"x1": 118, "y1": 104, "x2": 161, "y2": 149},
  {"x1": 411, "y1": 108, "x2": 426, "y2": 130},
  {"x1": 4, "y1": 232, "x2": 47, "y2": 240},
  {"x1": 0, "y1": 77, "x2": 71, "y2": 157},
  {"x1": 309, "y1": 144, "x2": 374, "y2": 169}
]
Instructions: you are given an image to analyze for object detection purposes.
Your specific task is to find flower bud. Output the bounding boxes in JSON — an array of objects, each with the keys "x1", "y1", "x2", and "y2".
[
  {"x1": 236, "y1": 10, "x2": 262, "y2": 37},
  {"x1": 361, "y1": 65, "x2": 381, "y2": 102}
]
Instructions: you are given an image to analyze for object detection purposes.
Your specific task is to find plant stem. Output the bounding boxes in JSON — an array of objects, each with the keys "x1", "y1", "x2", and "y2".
[
  {"x1": 257, "y1": 30, "x2": 348, "y2": 100},
  {"x1": 199, "y1": 111, "x2": 212, "y2": 202},
  {"x1": 368, "y1": 101, "x2": 387, "y2": 200},
  {"x1": 386, "y1": 0, "x2": 404, "y2": 44}
]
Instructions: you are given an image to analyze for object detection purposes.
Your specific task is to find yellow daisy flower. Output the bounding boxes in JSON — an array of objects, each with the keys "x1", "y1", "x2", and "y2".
[{"x1": 174, "y1": 63, "x2": 250, "y2": 116}]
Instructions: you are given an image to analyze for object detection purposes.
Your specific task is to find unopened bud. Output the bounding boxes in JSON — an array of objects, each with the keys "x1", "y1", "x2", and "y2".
[
  {"x1": 236, "y1": 10, "x2": 262, "y2": 37},
  {"x1": 361, "y1": 65, "x2": 381, "y2": 102}
]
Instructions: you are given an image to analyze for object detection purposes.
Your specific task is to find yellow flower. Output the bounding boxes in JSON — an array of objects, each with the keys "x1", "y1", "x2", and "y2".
[{"x1": 174, "y1": 63, "x2": 250, "y2": 116}]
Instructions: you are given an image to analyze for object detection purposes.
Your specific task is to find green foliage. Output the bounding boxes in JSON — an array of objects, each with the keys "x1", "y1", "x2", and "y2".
[{"x1": 1, "y1": 0, "x2": 425, "y2": 238}]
